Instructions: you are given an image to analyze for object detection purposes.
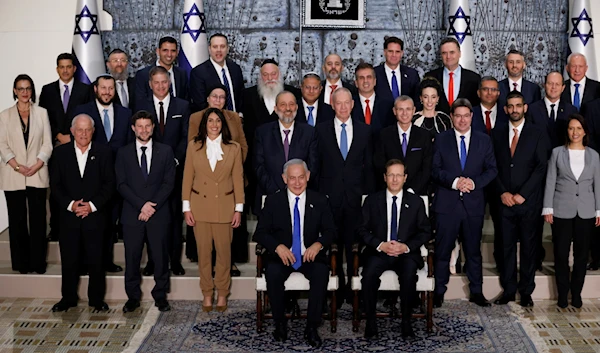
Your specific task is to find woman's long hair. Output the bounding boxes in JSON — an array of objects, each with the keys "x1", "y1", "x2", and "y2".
[{"x1": 194, "y1": 107, "x2": 233, "y2": 149}]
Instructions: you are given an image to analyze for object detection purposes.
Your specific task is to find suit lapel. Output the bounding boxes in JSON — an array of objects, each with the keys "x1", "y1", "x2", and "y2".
[
  {"x1": 130, "y1": 144, "x2": 145, "y2": 180},
  {"x1": 81, "y1": 143, "x2": 97, "y2": 181},
  {"x1": 303, "y1": 191, "x2": 314, "y2": 245},
  {"x1": 378, "y1": 192, "x2": 388, "y2": 238},
  {"x1": 561, "y1": 147, "x2": 578, "y2": 181},
  {"x1": 580, "y1": 148, "x2": 592, "y2": 180},
  {"x1": 148, "y1": 143, "x2": 159, "y2": 178},
  {"x1": 213, "y1": 142, "x2": 231, "y2": 181},
  {"x1": 327, "y1": 121, "x2": 345, "y2": 161},
  {"x1": 289, "y1": 123, "x2": 303, "y2": 158}
]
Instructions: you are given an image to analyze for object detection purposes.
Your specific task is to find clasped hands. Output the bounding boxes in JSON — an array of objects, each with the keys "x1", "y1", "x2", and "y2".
[
  {"x1": 71, "y1": 199, "x2": 92, "y2": 218},
  {"x1": 138, "y1": 201, "x2": 157, "y2": 222},
  {"x1": 500, "y1": 192, "x2": 526, "y2": 207},
  {"x1": 275, "y1": 242, "x2": 322, "y2": 266},
  {"x1": 456, "y1": 177, "x2": 475, "y2": 193},
  {"x1": 380, "y1": 240, "x2": 409, "y2": 257},
  {"x1": 15, "y1": 160, "x2": 43, "y2": 177}
]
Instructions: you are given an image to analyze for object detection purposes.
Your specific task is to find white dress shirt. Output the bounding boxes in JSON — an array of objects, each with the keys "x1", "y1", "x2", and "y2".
[
  {"x1": 67, "y1": 142, "x2": 97, "y2": 213},
  {"x1": 59, "y1": 78, "x2": 74, "y2": 106},
  {"x1": 324, "y1": 78, "x2": 342, "y2": 105},
  {"x1": 359, "y1": 92, "x2": 376, "y2": 117},
  {"x1": 508, "y1": 77, "x2": 523, "y2": 92},
  {"x1": 156, "y1": 60, "x2": 177, "y2": 97},
  {"x1": 376, "y1": 189, "x2": 410, "y2": 253},
  {"x1": 210, "y1": 58, "x2": 237, "y2": 112},
  {"x1": 384, "y1": 64, "x2": 402, "y2": 94},
  {"x1": 570, "y1": 76, "x2": 587, "y2": 104},
  {"x1": 302, "y1": 99, "x2": 319, "y2": 124},
  {"x1": 264, "y1": 96, "x2": 276, "y2": 115},
  {"x1": 288, "y1": 189, "x2": 307, "y2": 254},
  {"x1": 480, "y1": 104, "x2": 498, "y2": 129},
  {"x1": 206, "y1": 134, "x2": 224, "y2": 171},
  {"x1": 279, "y1": 120, "x2": 295, "y2": 145},
  {"x1": 334, "y1": 117, "x2": 353, "y2": 149},
  {"x1": 508, "y1": 119, "x2": 525, "y2": 148},
  {"x1": 153, "y1": 94, "x2": 171, "y2": 122},
  {"x1": 544, "y1": 97, "x2": 560, "y2": 119},
  {"x1": 96, "y1": 100, "x2": 114, "y2": 136},
  {"x1": 136, "y1": 139, "x2": 152, "y2": 174},
  {"x1": 451, "y1": 129, "x2": 474, "y2": 190},
  {"x1": 443, "y1": 66, "x2": 462, "y2": 102}
]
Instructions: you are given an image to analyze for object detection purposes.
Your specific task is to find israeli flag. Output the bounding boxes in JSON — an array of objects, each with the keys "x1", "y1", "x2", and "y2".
[
  {"x1": 447, "y1": 0, "x2": 475, "y2": 71},
  {"x1": 72, "y1": 0, "x2": 105, "y2": 85},
  {"x1": 568, "y1": 0, "x2": 597, "y2": 80},
  {"x1": 179, "y1": 0, "x2": 209, "y2": 78}
]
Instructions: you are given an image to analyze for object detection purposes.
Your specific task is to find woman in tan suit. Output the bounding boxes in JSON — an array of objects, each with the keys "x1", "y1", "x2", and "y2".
[
  {"x1": 183, "y1": 107, "x2": 244, "y2": 312},
  {"x1": 0, "y1": 74, "x2": 53, "y2": 274}
]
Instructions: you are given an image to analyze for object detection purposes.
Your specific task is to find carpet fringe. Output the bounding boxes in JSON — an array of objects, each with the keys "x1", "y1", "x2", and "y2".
[
  {"x1": 123, "y1": 305, "x2": 161, "y2": 353},
  {"x1": 508, "y1": 302, "x2": 550, "y2": 353}
]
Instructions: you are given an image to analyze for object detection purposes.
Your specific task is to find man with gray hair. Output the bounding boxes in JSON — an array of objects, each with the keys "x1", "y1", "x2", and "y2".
[
  {"x1": 561, "y1": 53, "x2": 600, "y2": 110},
  {"x1": 50, "y1": 114, "x2": 115, "y2": 312}
]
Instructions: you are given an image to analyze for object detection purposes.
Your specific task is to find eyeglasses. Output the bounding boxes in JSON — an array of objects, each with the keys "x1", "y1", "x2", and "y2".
[
  {"x1": 302, "y1": 85, "x2": 321, "y2": 91},
  {"x1": 479, "y1": 87, "x2": 499, "y2": 93},
  {"x1": 385, "y1": 173, "x2": 405, "y2": 179},
  {"x1": 209, "y1": 94, "x2": 226, "y2": 100},
  {"x1": 452, "y1": 114, "x2": 472, "y2": 119},
  {"x1": 15, "y1": 87, "x2": 32, "y2": 93},
  {"x1": 109, "y1": 59, "x2": 128, "y2": 64}
]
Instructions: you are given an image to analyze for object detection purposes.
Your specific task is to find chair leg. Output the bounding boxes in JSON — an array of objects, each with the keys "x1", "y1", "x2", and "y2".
[
  {"x1": 256, "y1": 292, "x2": 263, "y2": 333},
  {"x1": 352, "y1": 289, "x2": 359, "y2": 332},
  {"x1": 426, "y1": 291, "x2": 433, "y2": 332},
  {"x1": 330, "y1": 291, "x2": 337, "y2": 333}
]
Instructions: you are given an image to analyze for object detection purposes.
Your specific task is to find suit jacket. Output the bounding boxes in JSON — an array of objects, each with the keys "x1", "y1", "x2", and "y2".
[
  {"x1": 253, "y1": 189, "x2": 336, "y2": 265},
  {"x1": 188, "y1": 108, "x2": 248, "y2": 161},
  {"x1": 543, "y1": 146, "x2": 600, "y2": 219},
  {"x1": 182, "y1": 140, "x2": 244, "y2": 223},
  {"x1": 134, "y1": 64, "x2": 188, "y2": 104},
  {"x1": 115, "y1": 141, "x2": 175, "y2": 226},
  {"x1": 374, "y1": 64, "x2": 421, "y2": 105},
  {"x1": 112, "y1": 77, "x2": 136, "y2": 111},
  {"x1": 189, "y1": 59, "x2": 244, "y2": 113},
  {"x1": 560, "y1": 78, "x2": 600, "y2": 108},
  {"x1": 471, "y1": 105, "x2": 508, "y2": 135},
  {"x1": 39, "y1": 80, "x2": 91, "y2": 138},
  {"x1": 492, "y1": 121, "x2": 548, "y2": 209},
  {"x1": 253, "y1": 120, "x2": 319, "y2": 212},
  {"x1": 50, "y1": 142, "x2": 115, "y2": 230},
  {"x1": 296, "y1": 100, "x2": 335, "y2": 126},
  {"x1": 71, "y1": 101, "x2": 132, "y2": 156},
  {"x1": 374, "y1": 124, "x2": 433, "y2": 195},
  {"x1": 0, "y1": 103, "x2": 53, "y2": 190},
  {"x1": 319, "y1": 79, "x2": 357, "y2": 105},
  {"x1": 581, "y1": 98, "x2": 600, "y2": 152},
  {"x1": 351, "y1": 94, "x2": 395, "y2": 136},
  {"x1": 315, "y1": 119, "x2": 374, "y2": 210},
  {"x1": 357, "y1": 190, "x2": 430, "y2": 269},
  {"x1": 498, "y1": 78, "x2": 541, "y2": 107},
  {"x1": 136, "y1": 96, "x2": 190, "y2": 164},
  {"x1": 431, "y1": 129, "x2": 497, "y2": 216},
  {"x1": 424, "y1": 66, "x2": 481, "y2": 115},
  {"x1": 528, "y1": 99, "x2": 577, "y2": 152}
]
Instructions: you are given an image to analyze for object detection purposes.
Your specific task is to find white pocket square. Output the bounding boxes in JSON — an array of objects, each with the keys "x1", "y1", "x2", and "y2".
[{"x1": 171, "y1": 114, "x2": 182, "y2": 119}]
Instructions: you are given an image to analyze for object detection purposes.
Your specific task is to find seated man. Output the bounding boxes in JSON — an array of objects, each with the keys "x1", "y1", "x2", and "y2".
[
  {"x1": 358, "y1": 159, "x2": 431, "y2": 339},
  {"x1": 253, "y1": 159, "x2": 336, "y2": 348}
]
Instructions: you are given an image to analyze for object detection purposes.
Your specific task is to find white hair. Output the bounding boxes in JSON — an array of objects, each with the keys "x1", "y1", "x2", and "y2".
[
  {"x1": 71, "y1": 114, "x2": 95, "y2": 128},
  {"x1": 283, "y1": 159, "x2": 309, "y2": 174}
]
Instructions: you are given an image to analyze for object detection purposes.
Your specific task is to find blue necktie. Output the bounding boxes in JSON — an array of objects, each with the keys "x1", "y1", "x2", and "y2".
[
  {"x1": 140, "y1": 146, "x2": 149, "y2": 180},
  {"x1": 391, "y1": 71, "x2": 400, "y2": 99},
  {"x1": 390, "y1": 196, "x2": 398, "y2": 241},
  {"x1": 574, "y1": 83, "x2": 581, "y2": 110},
  {"x1": 292, "y1": 196, "x2": 302, "y2": 270},
  {"x1": 401, "y1": 132, "x2": 407, "y2": 157},
  {"x1": 340, "y1": 123, "x2": 348, "y2": 160},
  {"x1": 222, "y1": 68, "x2": 234, "y2": 111},
  {"x1": 307, "y1": 106, "x2": 315, "y2": 126},
  {"x1": 63, "y1": 85, "x2": 70, "y2": 113},
  {"x1": 103, "y1": 109, "x2": 112, "y2": 141},
  {"x1": 460, "y1": 135, "x2": 467, "y2": 170}
]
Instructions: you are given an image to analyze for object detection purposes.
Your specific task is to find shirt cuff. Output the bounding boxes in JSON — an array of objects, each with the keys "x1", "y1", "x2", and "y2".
[
  {"x1": 470, "y1": 179, "x2": 475, "y2": 190},
  {"x1": 174, "y1": 158, "x2": 179, "y2": 167},
  {"x1": 3, "y1": 153, "x2": 15, "y2": 164},
  {"x1": 235, "y1": 203, "x2": 244, "y2": 212},
  {"x1": 67, "y1": 201, "x2": 75, "y2": 212},
  {"x1": 37, "y1": 152, "x2": 50, "y2": 164},
  {"x1": 89, "y1": 201, "x2": 97, "y2": 212},
  {"x1": 182, "y1": 200, "x2": 190, "y2": 212},
  {"x1": 451, "y1": 178, "x2": 459, "y2": 190},
  {"x1": 596, "y1": 210, "x2": 600, "y2": 218},
  {"x1": 541, "y1": 208, "x2": 553, "y2": 216},
  {"x1": 376, "y1": 242, "x2": 383, "y2": 252},
  {"x1": 405, "y1": 245, "x2": 410, "y2": 253}
]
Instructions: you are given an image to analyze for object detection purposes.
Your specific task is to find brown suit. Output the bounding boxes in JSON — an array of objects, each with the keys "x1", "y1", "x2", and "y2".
[{"x1": 188, "y1": 108, "x2": 248, "y2": 162}]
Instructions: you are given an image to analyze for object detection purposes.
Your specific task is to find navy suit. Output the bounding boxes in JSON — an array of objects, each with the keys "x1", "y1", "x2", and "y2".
[
  {"x1": 189, "y1": 59, "x2": 244, "y2": 113},
  {"x1": 432, "y1": 129, "x2": 497, "y2": 296},
  {"x1": 498, "y1": 79, "x2": 541, "y2": 107},
  {"x1": 424, "y1": 67, "x2": 481, "y2": 115},
  {"x1": 374, "y1": 64, "x2": 420, "y2": 106},
  {"x1": 528, "y1": 100, "x2": 577, "y2": 153},
  {"x1": 581, "y1": 98, "x2": 600, "y2": 151},
  {"x1": 39, "y1": 80, "x2": 92, "y2": 139},
  {"x1": 560, "y1": 78, "x2": 600, "y2": 109},
  {"x1": 472, "y1": 105, "x2": 508, "y2": 135},
  {"x1": 134, "y1": 65, "x2": 188, "y2": 104},
  {"x1": 351, "y1": 95, "x2": 395, "y2": 136},
  {"x1": 296, "y1": 101, "x2": 335, "y2": 126}
]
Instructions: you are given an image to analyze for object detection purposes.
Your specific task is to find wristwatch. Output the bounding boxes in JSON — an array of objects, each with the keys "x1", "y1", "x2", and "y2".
[{"x1": 13, "y1": 165, "x2": 19, "y2": 172}]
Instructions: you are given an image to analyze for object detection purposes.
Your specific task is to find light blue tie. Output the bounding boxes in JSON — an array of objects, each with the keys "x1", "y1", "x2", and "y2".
[
  {"x1": 340, "y1": 123, "x2": 348, "y2": 160},
  {"x1": 307, "y1": 106, "x2": 315, "y2": 126},
  {"x1": 391, "y1": 71, "x2": 400, "y2": 99},
  {"x1": 460, "y1": 135, "x2": 467, "y2": 170},
  {"x1": 103, "y1": 109, "x2": 112, "y2": 141},
  {"x1": 292, "y1": 196, "x2": 302, "y2": 270},
  {"x1": 574, "y1": 83, "x2": 581, "y2": 110}
]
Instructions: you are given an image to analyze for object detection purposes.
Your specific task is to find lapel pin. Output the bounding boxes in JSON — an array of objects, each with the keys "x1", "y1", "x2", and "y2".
[
  {"x1": 404, "y1": 204, "x2": 409, "y2": 208},
  {"x1": 91, "y1": 156, "x2": 95, "y2": 160},
  {"x1": 309, "y1": 204, "x2": 314, "y2": 208},
  {"x1": 403, "y1": 74, "x2": 408, "y2": 78}
]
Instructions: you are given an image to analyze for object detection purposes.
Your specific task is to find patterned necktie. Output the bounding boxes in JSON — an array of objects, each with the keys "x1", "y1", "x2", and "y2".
[
  {"x1": 364, "y1": 99, "x2": 372, "y2": 125},
  {"x1": 391, "y1": 71, "x2": 400, "y2": 100},
  {"x1": 222, "y1": 68, "x2": 234, "y2": 111},
  {"x1": 103, "y1": 109, "x2": 112, "y2": 141},
  {"x1": 307, "y1": 106, "x2": 315, "y2": 126},
  {"x1": 513, "y1": 82, "x2": 518, "y2": 92},
  {"x1": 140, "y1": 146, "x2": 149, "y2": 180},
  {"x1": 292, "y1": 196, "x2": 302, "y2": 270},
  {"x1": 329, "y1": 84, "x2": 337, "y2": 104},
  {"x1": 401, "y1": 132, "x2": 407, "y2": 157},
  {"x1": 283, "y1": 129, "x2": 290, "y2": 161},
  {"x1": 574, "y1": 83, "x2": 581, "y2": 110},
  {"x1": 390, "y1": 196, "x2": 398, "y2": 241},
  {"x1": 485, "y1": 111, "x2": 492, "y2": 135},
  {"x1": 340, "y1": 123, "x2": 348, "y2": 160},
  {"x1": 63, "y1": 84, "x2": 70, "y2": 113},
  {"x1": 460, "y1": 135, "x2": 467, "y2": 170},
  {"x1": 510, "y1": 128, "x2": 519, "y2": 157},
  {"x1": 159, "y1": 101, "x2": 165, "y2": 135},
  {"x1": 119, "y1": 81, "x2": 129, "y2": 108},
  {"x1": 448, "y1": 72, "x2": 455, "y2": 106}
]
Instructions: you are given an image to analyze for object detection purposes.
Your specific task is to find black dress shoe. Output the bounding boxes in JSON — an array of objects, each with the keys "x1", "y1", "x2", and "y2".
[
  {"x1": 90, "y1": 301, "x2": 109, "y2": 311},
  {"x1": 364, "y1": 320, "x2": 378, "y2": 339},
  {"x1": 106, "y1": 263, "x2": 123, "y2": 273},
  {"x1": 123, "y1": 299, "x2": 141, "y2": 313},
  {"x1": 230, "y1": 264, "x2": 241, "y2": 277},
  {"x1": 52, "y1": 300, "x2": 77, "y2": 312},
  {"x1": 401, "y1": 321, "x2": 415, "y2": 338},
  {"x1": 557, "y1": 297, "x2": 568, "y2": 309},
  {"x1": 587, "y1": 262, "x2": 600, "y2": 271},
  {"x1": 171, "y1": 263, "x2": 185, "y2": 276},
  {"x1": 494, "y1": 293, "x2": 515, "y2": 305},
  {"x1": 33, "y1": 268, "x2": 46, "y2": 274},
  {"x1": 469, "y1": 293, "x2": 492, "y2": 307},
  {"x1": 155, "y1": 299, "x2": 171, "y2": 312},
  {"x1": 304, "y1": 326, "x2": 322, "y2": 348},
  {"x1": 519, "y1": 294, "x2": 534, "y2": 307},
  {"x1": 142, "y1": 262, "x2": 154, "y2": 276},
  {"x1": 273, "y1": 321, "x2": 288, "y2": 342},
  {"x1": 572, "y1": 295, "x2": 583, "y2": 308},
  {"x1": 433, "y1": 293, "x2": 444, "y2": 308}
]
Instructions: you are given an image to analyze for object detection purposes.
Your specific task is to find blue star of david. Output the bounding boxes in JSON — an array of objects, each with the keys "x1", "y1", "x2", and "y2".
[
  {"x1": 74, "y1": 5, "x2": 99, "y2": 43},
  {"x1": 182, "y1": 3, "x2": 206, "y2": 42},
  {"x1": 448, "y1": 6, "x2": 472, "y2": 45},
  {"x1": 571, "y1": 9, "x2": 594, "y2": 46}
]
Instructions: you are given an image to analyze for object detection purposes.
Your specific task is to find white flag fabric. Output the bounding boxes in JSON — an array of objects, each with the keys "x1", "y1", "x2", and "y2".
[
  {"x1": 72, "y1": 0, "x2": 105, "y2": 85},
  {"x1": 447, "y1": 0, "x2": 475, "y2": 71},
  {"x1": 179, "y1": 0, "x2": 209, "y2": 78},
  {"x1": 568, "y1": 0, "x2": 597, "y2": 80}
]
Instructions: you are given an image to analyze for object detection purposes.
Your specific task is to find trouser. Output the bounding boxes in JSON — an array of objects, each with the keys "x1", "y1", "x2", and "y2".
[
  {"x1": 194, "y1": 221, "x2": 232, "y2": 298},
  {"x1": 333, "y1": 202, "x2": 361, "y2": 301}
]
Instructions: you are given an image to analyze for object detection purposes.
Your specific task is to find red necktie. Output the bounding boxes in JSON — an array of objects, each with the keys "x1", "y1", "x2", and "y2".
[
  {"x1": 485, "y1": 110, "x2": 492, "y2": 135},
  {"x1": 364, "y1": 99, "x2": 372, "y2": 125},
  {"x1": 448, "y1": 72, "x2": 454, "y2": 106},
  {"x1": 329, "y1": 84, "x2": 337, "y2": 104}
]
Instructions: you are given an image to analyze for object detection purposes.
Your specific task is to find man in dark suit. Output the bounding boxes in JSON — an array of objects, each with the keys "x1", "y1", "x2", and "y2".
[
  {"x1": 374, "y1": 36, "x2": 420, "y2": 106},
  {"x1": 359, "y1": 159, "x2": 431, "y2": 339},
  {"x1": 431, "y1": 98, "x2": 497, "y2": 307},
  {"x1": 50, "y1": 114, "x2": 114, "y2": 312},
  {"x1": 253, "y1": 91, "x2": 319, "y2": 214},
  {"x1": 296, "y1": 72, "x2": 335, "y2": 126},
  {"x1": 253, "y1": 159, "x2": 336, "y2": 347},
  {"x1": 424, "y1": 38, "x2": 481, "y2": 115},
  {"x1": 189, "y1": 33, "x2": 244, "y2": 113},
  {"x1": 319, "y1": 53, "x2": 357, "y2": 105},
  {"x1": 71, "y1": 75, "x2": 132, "y2": 273},
  {"x1": 135, "y1": 36, "x2": 188, "y2": 103},
  {"x1": 353, "y1": 63, "x2": 395, "y2": 136},
  {"x1": 315, "y1": 87, "x2": 374, "y2": 306},
  {"x1": 492, "y1": 91, "x2": 548, "y2": 307},
  {"x1": 107, "y1": 49, "x2": 135, "y2": 111},
  {"x1": 472, "y1": 77, "x2": 508, "y2": 135},
  {"x1": 498, "y1": 49, "x2": 542, "y2": 107},
  {"x1": 116, "y1": 110, "x2": 175, "y2": 313},
  {"x1": 136, "y1": 66, "x2": 190, "y2": 276},
  {"x1": 375, "y1": 96, "x2": 432, "y2": 195},
  {"x1": 560, "y1": 53, "x2": 600, "y2": 110}
]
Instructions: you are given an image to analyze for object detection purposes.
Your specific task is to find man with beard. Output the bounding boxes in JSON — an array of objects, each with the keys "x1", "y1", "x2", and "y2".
[
  {"x1": 320, "y1": 53, "x2": 357, "y2": 105},
  {"x1": 491, "y1": 91, "x2": 547, "y2": 307},
  {"x1": 253, "y1": 91, "x2": 318, "y2": 214},
  {"x1": 71, "y1": 74, "x2": 132, "y2": 273},
  {"x1": 498, "y1": 50, "x2": 541, "y2": 107},
  {"x1": 352, "y1": 62, "x2": 395, "y2": 136},
  {"x1": 374, "y1": 36, "x2": 420, "y2": 106},
  {"x1": 106, "y1": 49, "x2": 135, "y2": 111},
  {"x1": 115, "y1": 110, "x2": 175, "y2": 313}
]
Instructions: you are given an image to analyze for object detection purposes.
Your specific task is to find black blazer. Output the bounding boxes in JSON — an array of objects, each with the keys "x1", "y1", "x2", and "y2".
[
  {"x1": 39, "y1": 80, "x2": 91, "y2": 138},
  {"x1": 351, "y1": 94, "x2": 395, "y2": 136},
  {"x1": 581, "y1": 98, "x2": 600, "y2": 152},
  {"x1": 253, "y1": 189, "x2": 336, "y2": 265},
  {"x1": 491, "y1": 121, "x2": 548, "y2": 209},
  {"x1": 71, "y1": 101, "x2": 133, "y2": 156},
  {"x1": 471, "y1": 105, "x2": 508, "y2": 135},
  {"x1": 424, "y1": 66, "x2": 481, "y2": 115},
  {"x1": 115, "y1": 141, "x2": 175, "y2": 226},
  {"x1": 319, "y1": 79, "x2": 357, "y2": 104},
  {"x1": 296, "y1": 100, "x2": 335, "y2": 126},
  {"x1": 357, "y1": 190, "x2": 431, "y2": 268},
  {"x1": 374, "y1": 64, "x2": 420, "y2": 105},
  {"x1": 315, "y1": 119, "x2": 374, "y2": 209},
  {"x1": 560, "y1": 78, "x2": 600, "y2": 108},
  {"x1": 374, "y1": 124, "x2": 433, "y2": 195},
  {"x1": 50, "y1": 142, "x2": 115, "y2": 230},
  {"x1": 189, "y1": 59, "x2": 244, "y2": 113},
  {"x1": 528, "y1": 99, "x2": 577, "y2": 152},
  {"x1": 498, "y1": 78, "x2": 541, "y2": 107},
  {"x1": 111, "y1": 77, "x2": 136, "y2": 112},
  {"x1": 135, "y1": 96, "x2": 190, "y2": 164},
  {"x1": 134, "y1": 65, "x2": 189, "y2": 104}
]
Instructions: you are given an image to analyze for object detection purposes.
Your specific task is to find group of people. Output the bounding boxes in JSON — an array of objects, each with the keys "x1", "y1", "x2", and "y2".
[{"x1": 1, "y1": 31, "x2": 600, "y2": 346}]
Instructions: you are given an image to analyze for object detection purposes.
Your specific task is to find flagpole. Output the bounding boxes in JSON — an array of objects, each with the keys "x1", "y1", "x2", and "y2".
[{"x1": 299, "y1": 0, "x2": 303, "y2": 81}]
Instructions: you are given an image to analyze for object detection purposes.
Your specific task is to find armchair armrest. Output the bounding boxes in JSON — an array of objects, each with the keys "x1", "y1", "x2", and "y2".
[
  {"x1": 330, "y1": 243, "x2": 337, "y2": 276},
  {"x1": 255, "y1": 244, "x2": 266, "y2": 277}
]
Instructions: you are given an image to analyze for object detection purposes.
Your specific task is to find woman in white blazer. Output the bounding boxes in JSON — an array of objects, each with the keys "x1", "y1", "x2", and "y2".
[
  {"x1": 543, "y1": 114, "x2": 600, "y2": 309},
  {"x1": 0, "y1": 74, "x2": 53, "y2": 274}
]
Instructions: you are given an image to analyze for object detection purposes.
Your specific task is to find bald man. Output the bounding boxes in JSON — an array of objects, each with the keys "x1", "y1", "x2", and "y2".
[{"x1": 320, "y1": 53, "x2": 357, "y2": 105}]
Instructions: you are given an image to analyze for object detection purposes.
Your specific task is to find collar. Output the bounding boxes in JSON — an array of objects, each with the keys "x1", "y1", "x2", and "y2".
[
  {"x1": 302, "y1": 98, "x2": 319, "y2": 109},
  {"x1": 60, "y1": 78, "x2": 74, "y2": 86},
  {"x1": 287, "y1": 189, "x2": 306, "y2": 202},
  {"x1": 136, "y1": 139, "x2": 153, "y2": 150},
  {"x1": 207, "y1": 134, "x2": 223, "y2": 145},
  {"x1": 444, "y1": 65, "x2": 462, "y2": 75},
  {"x1": 96, "y1": 99, "x2": 113, "y2": 112},
  {"x1": 75, "y1": 141, "x2": 92, "y2": 154},
  {"x1": 508, "y1": 77, "x2": 523, "y2": 88},
  {"x1": 334, "y1": 116, "x2": 353, "y2": 127},
  {"x1": 544, "y1": 97, "x2": 560, "y2": 106},
  {"x1": 359, "y1": 92, "x2": 375, "y2": 103},
  {"x1": 509, "y1": 119, "x2": 525, "y2": 133},
  {"x1": 210, "y1": 57, "x2": 227, "y2": 69},
  {"x1": 278, "y1": 120, "x2": 295, "y2": 133},
  {"x1": 454, "y1": 128, "x2": 471, "y2": 139},
  {"x1": 153, "y1": 94, "x2": 171, "y2": 106},
  {"x1": 327, "y1": 78, "x2": 342, "y2": 87},
  {"x1": 572, "y1": 76, "x2": 587, "y2": 86},
  {"x1": 397, "y1": 122, "x2": 412, "y2": 135},
  {"x1": 386, "y1": 189, "x2": 403, "y2": 199},
  {"x1": 156, "y1": 60, "x2": 174, "y2": 72},
  {"x1": 480, "y1": 103, "x2": 497, "y2": 114},
  {"x1": 384, "y1": 63, "x2": 400, "y2": 74}
]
